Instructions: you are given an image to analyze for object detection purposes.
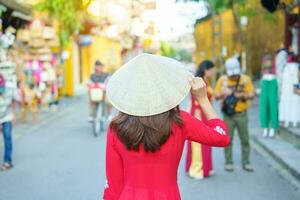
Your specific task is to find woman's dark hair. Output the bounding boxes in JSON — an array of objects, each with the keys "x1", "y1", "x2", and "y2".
[
  {"x1": 110, "y1": 107, "x2": 183, "y2": 152},
  {"x1": 195, "y1": 60, "x2": 215, "y2": 78}
]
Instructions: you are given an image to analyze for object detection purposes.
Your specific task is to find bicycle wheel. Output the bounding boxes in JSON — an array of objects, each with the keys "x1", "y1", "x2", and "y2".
[
  {"x1": 93, "y1": 102, "x2": 103, "y2": 136},
  {"x1": 100, "y1": 101, "x2": 108, "y2": 131}
]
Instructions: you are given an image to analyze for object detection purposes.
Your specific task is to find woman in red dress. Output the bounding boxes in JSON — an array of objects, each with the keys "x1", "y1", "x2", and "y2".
[
  {"x1": 103, "y1": 54, "x2": 229, "y2": 200},
  {"x1": 185, "y1": 60, "x2": 215, "y2": 179}
]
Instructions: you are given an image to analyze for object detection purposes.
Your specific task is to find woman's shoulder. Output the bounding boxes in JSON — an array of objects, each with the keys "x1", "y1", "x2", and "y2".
[
  {"x1": 179, "y1": 110, "x2": 189, "y2": 117},
  {"x1": 179, "y1": 110, "x2": 193, "y2": 122},
  {"x1": 106, "y1": 126, "x2": 119, "y2": 144}
]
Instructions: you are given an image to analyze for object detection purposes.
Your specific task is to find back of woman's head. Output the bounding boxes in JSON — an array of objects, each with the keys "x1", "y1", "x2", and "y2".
[
  {"x1": 110, "y1": 107, "x2": 183, "y2": 152},
  {"x1": 195, "y1": 60, "x2": 214, "y2": 78}
]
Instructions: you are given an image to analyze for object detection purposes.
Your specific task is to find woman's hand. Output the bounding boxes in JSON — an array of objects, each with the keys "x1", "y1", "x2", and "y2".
[
  {"x1": 188, "y1": 76, "x2": 218, "y2": 120},
  {"x1": 223, "y1": 88, "x2": 233, "y2": 97},
  {"x1": 188, "y1": 77, "x2": 207, "y2": 101},
  {"x1": 234, "y1": 91, "x2": 244, "y2": 98}
]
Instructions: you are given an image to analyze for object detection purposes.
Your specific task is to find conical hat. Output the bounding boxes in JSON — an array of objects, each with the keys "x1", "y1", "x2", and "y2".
[{"x1": 107, "y1": 53, "x2": 192, "y2": 116}]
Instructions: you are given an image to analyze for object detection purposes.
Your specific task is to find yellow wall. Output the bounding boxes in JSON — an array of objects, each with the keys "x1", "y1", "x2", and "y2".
[
  {"x1": 194, "y1": 2, "x2": 285, "y2": 76},
  {"x1": 81, "y1": 36, "x2": 123, "y2": 83},
  {"x1": 194, "y1": 17, "x2": 212, "y2": 64},
  {"x1": 194, "y1": 10, "x2": 241, "y2": 67},
  {"x1": 247, "y1": 9, "x2": 284, "y2": 75},
  {"x1": 64, "y1": 43, "x2": 74, "y2": 96},
  {"x1": 91, "y1": 36, "x2": 123, "y2": 72},
  {"x1": 81, "y1": 45, "x2": 92, "y2": 83}
]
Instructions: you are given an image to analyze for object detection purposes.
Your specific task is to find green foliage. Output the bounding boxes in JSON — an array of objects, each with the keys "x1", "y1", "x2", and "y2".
[
  {"x1": 238, "y1": 5, "x2": 258, "y2": 17},
  {"x1": 160, "y1": 42, "x2": 176, "y2": 58},
  {"x1": 0, "y1": 5, "x2": 5, "y2": 18},
  {"x1": 175, "y1": 49, "x2": 193, "y2": 62},
  {"x1": 58, "y1": 30, "x2": 69, "y2": 48},
  {"x1": 207, "y1": 0, "x2": 232, "y2": 13},
  {"x1": 263, "y1": 11, "x2": 279, "y2": 23},
  {"x1": 35, "y1": 0, "x2": 91, "y2": 47},
  {"x1": 205, "y1": 0, "x2": 252, "y2": 14},
  {"x1": 160, "y1": 42, "x2": 192, "y2": 62},
  {"x1": 204, "y1": 0, "x2": 278, "y2": 24}
]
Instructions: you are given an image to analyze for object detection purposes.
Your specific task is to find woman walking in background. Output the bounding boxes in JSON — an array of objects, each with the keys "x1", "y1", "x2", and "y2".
[
  {"x1": 186, "y1": 60, "x2": 215, "y2": 179},
  {"x1": 103, "y1": 54, "x2": 229, "y2": 200}
]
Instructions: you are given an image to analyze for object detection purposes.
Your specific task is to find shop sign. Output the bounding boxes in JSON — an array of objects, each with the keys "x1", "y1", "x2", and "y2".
[{"x1": 79, "y1": 35, "x2": 92, "y2": 46}]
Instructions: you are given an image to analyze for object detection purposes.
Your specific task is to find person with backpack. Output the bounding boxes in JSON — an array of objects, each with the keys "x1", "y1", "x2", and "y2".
[
  {"x1": 103, "y1": 53, "x2": 230, "y2": 199},
  {"x1": 215, "y1": 57, "x2": 255, "y2": 172}
]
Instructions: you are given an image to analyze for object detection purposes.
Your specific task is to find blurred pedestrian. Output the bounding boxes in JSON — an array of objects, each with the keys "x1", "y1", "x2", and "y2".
[
  {"x1": 294, "y1": 66, "x2": 300, "y2": 96},
  {"x1": 88, "y1": 60, "x2": 110, "y2": 122},
  {"x1": 0, "y1": 74, "x2": 16, "y2": 171},
  {"x1": 275, "y1": 49, "x2": 288, "y2": 97},
  {"x1": 279, "y1": 56, "x2": 300, "y2": 127},
  {"x1": 103, "y1": 54, "x2": 230, "y2": 199},
  {"x1": 215, "y1": 57, "x2": 255, "y2": 172},
  {"x1": 260, "y1": 51, "x2": 278, "y2": 138},
  {"x1": 186, "y1": 60, "x2": 215, "y2": 179}
]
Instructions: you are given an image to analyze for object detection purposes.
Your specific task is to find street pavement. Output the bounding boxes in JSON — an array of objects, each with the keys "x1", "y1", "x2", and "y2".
[{"x1": 0, "y1": 95, "x2": 300, "y2": 200}]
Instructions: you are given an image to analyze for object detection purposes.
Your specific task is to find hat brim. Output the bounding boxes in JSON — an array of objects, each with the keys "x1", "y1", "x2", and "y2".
[
  {"x1": 107, "y1": 54, "x2": 192, "y2": 116},
  {"x1": 107, "y1": 84, "x2": 191, "y2": 116}
]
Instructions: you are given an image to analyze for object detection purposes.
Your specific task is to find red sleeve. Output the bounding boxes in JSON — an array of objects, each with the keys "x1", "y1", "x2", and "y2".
[
  {"x1": 103, "y1": 129, "x2": 124, "y2": 200},
  {"x1": 181, "y1": 111, "x2": 230, "y2": 147}
]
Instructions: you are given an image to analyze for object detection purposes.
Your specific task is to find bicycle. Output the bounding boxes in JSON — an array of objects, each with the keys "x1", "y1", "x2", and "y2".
[{"x1": 89, "y1": 83, "x2": 107, "y2": 137}]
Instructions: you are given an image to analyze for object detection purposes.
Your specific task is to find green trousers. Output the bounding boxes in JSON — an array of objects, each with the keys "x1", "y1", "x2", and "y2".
[
  {"x1": 224, "y1": 112, "x2": 250, "y2": 165},
  {"x1": 259, "y1": 79, "x2": 279, "y2": 129}
]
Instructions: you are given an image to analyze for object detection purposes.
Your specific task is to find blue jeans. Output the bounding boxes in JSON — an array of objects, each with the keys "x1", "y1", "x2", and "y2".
[{"x1": 2, "y1": 122, "x2": 13, "y2": 164}]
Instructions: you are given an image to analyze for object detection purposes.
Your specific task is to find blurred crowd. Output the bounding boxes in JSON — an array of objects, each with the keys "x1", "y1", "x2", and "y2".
[{"x1": 184, "y1": 50, "x2": 300, "y2": 179}]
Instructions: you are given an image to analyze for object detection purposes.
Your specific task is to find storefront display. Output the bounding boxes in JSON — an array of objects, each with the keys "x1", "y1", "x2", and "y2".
[
  {"x1": 23, "y1": 23, "x2": 60, "y2": 111},
  {"x1": 2, "y1": 18, "x2": 62, "y2": 122}
]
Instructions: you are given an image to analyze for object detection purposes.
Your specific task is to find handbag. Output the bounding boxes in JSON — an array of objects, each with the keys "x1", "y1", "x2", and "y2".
[{"x1": 221, "y1": 75, "x2": 240, "y2": 116}]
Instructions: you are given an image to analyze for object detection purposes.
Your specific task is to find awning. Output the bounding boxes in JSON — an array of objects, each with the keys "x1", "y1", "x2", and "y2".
[
  {"x1": 0, "y1": 0, "x2": 33, "y2": 31},
  {"x1": 11, "y1": 10, "x2": 32, "y2": 21},
  {"x1": 0, "y1": 0, "x2": 32, "y2": 16}
]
